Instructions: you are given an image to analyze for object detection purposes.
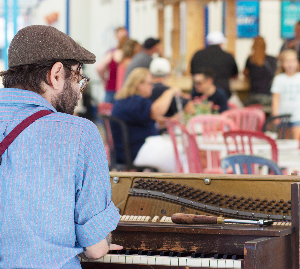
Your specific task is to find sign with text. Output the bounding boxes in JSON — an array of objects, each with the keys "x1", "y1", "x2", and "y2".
[
  {"x1": 281, "y1": 1, "x2": 300, "y2": 39},
  {"x1": 236, "y1": 1, "x2": 259, "y2": 38}
]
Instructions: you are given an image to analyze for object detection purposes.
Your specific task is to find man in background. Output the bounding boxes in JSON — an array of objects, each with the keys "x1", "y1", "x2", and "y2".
[
  {"x1": 191, "y1": 68, "x2": 228, "y2": 113},
  {"x1": 149, "y1": 57, "x2": 194, "y2": 118},
  {"x1": 124, "y1": 37, "x2": 162, "y2": 81},
  {"x1": 190, "y1": 31, "x2": 238, "y2": 98},
  {"x1": 0, "y1": 25, "x2": 121, "y2": 268}
]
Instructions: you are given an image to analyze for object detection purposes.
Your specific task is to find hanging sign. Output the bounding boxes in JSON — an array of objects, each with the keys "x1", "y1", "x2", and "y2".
[
  {"x1": 281, "y1": 1, "x2": 300, "y2": 39},
  {"x1": 236, "y1": 1, "x2": 259, "y2": 38}
]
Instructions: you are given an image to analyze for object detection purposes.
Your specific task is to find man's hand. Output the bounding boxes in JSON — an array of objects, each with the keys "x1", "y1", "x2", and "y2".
[{"x1": 79, "y1": 233, "x2": 123, "y2": 261}]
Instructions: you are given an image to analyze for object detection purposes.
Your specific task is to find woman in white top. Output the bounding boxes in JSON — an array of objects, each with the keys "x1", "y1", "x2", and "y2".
[{"x1": 271, "y1": 49, "x2": 300, "y2": 139}]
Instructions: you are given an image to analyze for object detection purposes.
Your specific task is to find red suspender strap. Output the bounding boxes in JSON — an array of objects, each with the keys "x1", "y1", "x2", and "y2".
[{"x1": 0, "y1": 110, "x2": 53, "y2": 165}]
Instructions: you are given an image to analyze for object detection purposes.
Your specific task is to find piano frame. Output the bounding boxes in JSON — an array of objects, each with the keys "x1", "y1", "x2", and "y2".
[{"x1": 81, "y1": 172, "x2": 300, "y2": 269}]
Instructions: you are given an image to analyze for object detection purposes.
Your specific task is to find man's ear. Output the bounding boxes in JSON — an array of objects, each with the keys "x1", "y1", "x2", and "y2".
[{"x1": 49, "y1": 62, "x2": 65, "y2": 91}]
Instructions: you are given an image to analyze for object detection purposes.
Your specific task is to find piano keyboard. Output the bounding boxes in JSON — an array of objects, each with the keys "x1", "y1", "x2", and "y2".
[{"x1": 81, "y1": 250, "x2": 243, "y2": 268}]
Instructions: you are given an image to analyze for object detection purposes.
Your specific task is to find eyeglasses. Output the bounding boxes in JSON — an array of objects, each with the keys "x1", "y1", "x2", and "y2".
[
  {"x1": 194, "y1": 80, "x2": 205, "y2": 86},
  {"x1": 66, "y1": 65, "x2": 90, "y2": 92}
]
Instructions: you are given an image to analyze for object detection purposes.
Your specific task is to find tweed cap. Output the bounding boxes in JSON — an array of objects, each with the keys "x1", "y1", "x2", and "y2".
[{"x1": 8, "y1": 25, "x2": 96, "y2": 68}]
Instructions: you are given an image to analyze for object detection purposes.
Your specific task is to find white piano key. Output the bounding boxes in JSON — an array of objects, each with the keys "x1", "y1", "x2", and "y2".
[
  {"x1": 225, "y1": 259, "x2": 234, "y2": 268},
  {"x1": 162, "y1": 256, "x2": 171, "y2": 265},
  {"x1": 201, "y1": 258, "x2": 210, "y2": 267},
  {"x1": 210, "y1": 258, "x2": 218, "y2": 268},
  {"x1": 110, "y1": 254, "x2": 119, "y2": 263},
  {"x1": 170, "y1": 257, "x2": 179, "y2": 266},
  {"x1": 132, "y1": 255, "x2": 141, "y2": 264},
  {"x1": 139, "y1": 255, "x2": 148, "y2": 264},
  {"x1": 103, "y1": 254, "x2": 112, "y2": 263},
  {"x1": 118, "y1": 255, "x2": 126, "y2": 263},
  {"x1": 155, "y1": 256, "x2": 165, "y2": 265},
  {"x1": 217, "y1": 259, "x2": 226, "y2": 268},
  {"x1": 178, "y1": 257, "x2": 187, "y2": 266},
  {"x1": 147, "y1": 256, "x2": 157, "y2": 265},
  {"x1": 125, "y1": 255, "x2": 133, "y2": 264},
  {"x1": 233, "y1": 259, "x2": 242, "y2": 268}
]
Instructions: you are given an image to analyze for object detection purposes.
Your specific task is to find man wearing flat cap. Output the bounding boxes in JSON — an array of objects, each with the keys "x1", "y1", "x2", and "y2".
[
  {"x1": 0, "y1": 25, "x2": 122, "y2": 268},
  {"x1": 124, "y1": 37, "x2": 161, "y2": 81}
]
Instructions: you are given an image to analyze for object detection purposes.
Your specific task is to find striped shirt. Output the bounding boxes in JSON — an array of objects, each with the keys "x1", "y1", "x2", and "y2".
[{"x1": 0, "y1": 88, "x2": 120, "y2": 268}]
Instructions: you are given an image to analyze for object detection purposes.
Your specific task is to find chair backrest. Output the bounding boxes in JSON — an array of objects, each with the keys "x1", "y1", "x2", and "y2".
[
  {"x1": 262, "y1": 114, "x2": 291, "y2": 139},
  {"x1": 221, "y1": 108, "x2": 266, "y2": 131},
  {"x1": 223, "y1": 130, "x2": 278, "y2": 163},
  {"x1": 165, "y1": 118, "x2": 203, "y2": 173},
  {"x1": 98, "y1": 114, "x2": 133, "y2": 170},
  {"x1": 221, "y1": 154, "x2": 282, "y2": 175},
  {"x1": 98, "y1": 102, "x2": 114, "y2": 116},
  {"x1": 188, "y1": 114, "x2": 238, "y2": 142}
]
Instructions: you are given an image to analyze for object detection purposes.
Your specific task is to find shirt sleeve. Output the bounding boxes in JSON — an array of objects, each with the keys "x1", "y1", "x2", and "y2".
[
  {"x1": 74, "y1": 121, "x2": 120, "y2": 247},
  {"x1": 270, "y1": 75, "x2": 282, "y2": 94}
]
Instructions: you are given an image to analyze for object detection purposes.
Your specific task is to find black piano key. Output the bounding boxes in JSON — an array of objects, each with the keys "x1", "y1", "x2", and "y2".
[
  {"x1": 223, "y1": 254, "x2": 233, "y2": 259},
  {"x1": 191, "y1": 252, "x2": 202, "y2": 258},
  {"x1": 138, "y1": 250, "x2": 148, "y2": 255},
  {"x1": 214, "y1": 253, "x2": 223, "y2": 259},
  {"x1": 177, "y1": 252, "x2": 192, "y2": 257},
  {"x1": 232, "y1": 254, "x2": 244, "y2": 260},
  {"x1": 160, "y1": 251, "x2": 171, "y2": 256},
  {"x1": 147, "y1": 251, "x2": 160, "y2": 256},
  {"x1": 169, "y1": 251, "x2": 178, "y2": 257},
  {"x1": 200, "y1": 253, "x2": 212, "y2": 258},
  {"x1": 125, "y1": 250, "x2": 134, "y2": 255}
]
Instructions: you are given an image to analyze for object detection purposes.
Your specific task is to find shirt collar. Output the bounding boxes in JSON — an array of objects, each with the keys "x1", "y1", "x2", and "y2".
[{"x1": 0, "y1": 88, "x2": 57, "y2": 112}]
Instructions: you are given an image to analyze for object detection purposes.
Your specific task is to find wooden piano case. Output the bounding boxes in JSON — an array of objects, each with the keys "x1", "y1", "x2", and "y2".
[{"x1": 81, "y1": 172, "x2": 300, "y2": 269}]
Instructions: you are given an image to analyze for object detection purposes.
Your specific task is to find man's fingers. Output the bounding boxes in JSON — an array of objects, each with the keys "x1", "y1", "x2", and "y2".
[{"x1": 109, "y1": 244, "x2": 123, "y2": 250}]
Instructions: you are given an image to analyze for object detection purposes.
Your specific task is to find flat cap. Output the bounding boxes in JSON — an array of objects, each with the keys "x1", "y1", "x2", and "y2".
[{"x1": 8, "y1": 25, "x2": 96, "y2": 68}]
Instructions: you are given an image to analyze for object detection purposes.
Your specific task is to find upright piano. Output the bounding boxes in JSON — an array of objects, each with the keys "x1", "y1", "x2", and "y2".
[{"x1": 81, "y1": 172, "x2": 300, "y2": 269}]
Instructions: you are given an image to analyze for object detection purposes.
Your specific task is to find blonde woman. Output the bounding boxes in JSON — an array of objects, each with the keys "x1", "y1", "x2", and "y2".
[
  {"x1": 243, "y1": 36, "x2": 277, "y2": 106},
  {"x1": 271, "y1": 49, "x2": 300, "y2": 139},
  {"x1": 111, "y1": 68, "x2": 179, "y2": 167}
]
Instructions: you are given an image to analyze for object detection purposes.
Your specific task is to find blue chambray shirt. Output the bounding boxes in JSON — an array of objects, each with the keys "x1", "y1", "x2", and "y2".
[{"x1": 0, "y1": 88, "x2": 120, "y2": 268}]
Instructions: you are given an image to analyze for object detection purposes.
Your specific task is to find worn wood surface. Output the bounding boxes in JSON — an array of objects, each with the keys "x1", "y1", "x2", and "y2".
[
  {"x1": 111, "y1": 223, "x2": 292, "y2": 255},
  {"x1": 244, "y1": 236, "x2": 292, "y2": 269}
]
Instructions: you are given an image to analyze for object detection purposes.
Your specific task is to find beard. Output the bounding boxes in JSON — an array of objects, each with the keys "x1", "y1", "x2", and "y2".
[{"x1": 51, "y1": 79, "x2": 79, "y2": 115}]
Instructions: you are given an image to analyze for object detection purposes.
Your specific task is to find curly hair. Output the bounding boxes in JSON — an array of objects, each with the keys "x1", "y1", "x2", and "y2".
[{"x1": 0, "y1": 59, "x2": 80, "y2": 94}]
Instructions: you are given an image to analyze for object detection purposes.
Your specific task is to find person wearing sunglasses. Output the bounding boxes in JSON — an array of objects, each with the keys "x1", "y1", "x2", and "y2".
[{"x1": 0, "y1": 25, "x2": 122, "y2": 268}]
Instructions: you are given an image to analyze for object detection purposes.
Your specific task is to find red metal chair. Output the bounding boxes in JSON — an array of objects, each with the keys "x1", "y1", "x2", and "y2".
[
  {"x1": 188, "y1": 114, "x2": 238, "y2": 173},
  {"x1": 223, "y1": 130, "x2": 278, "y2": 163},
  {"x1": 98, "y1": 102, "x2": 113, "y2": 116},
  {"x1": 165, "y1": 118, "x2": 203, "y2": 173},
  {"x1": 221, "y1": 107, "x2": 266, "y2": 131}
]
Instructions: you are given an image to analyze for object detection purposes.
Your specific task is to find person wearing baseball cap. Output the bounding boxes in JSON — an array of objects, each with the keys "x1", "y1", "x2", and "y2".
[
  {"x1": 190, "y1": 31, "x2": 238, "y2": 98},
  {"x1": 149, "y1": 57, "x2": 195, "y2": 119},
  {"x1": 123, "y1": 36, "x2": 161, "y2": 81},
  {"x1": 0, "y1": 25, "x2": 122, "y2": 268}
]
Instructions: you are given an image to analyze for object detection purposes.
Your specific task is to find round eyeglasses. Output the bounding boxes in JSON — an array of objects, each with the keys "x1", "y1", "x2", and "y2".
[{"x1": 66, "y1": 65, "x2": 90, "y2": 92}]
